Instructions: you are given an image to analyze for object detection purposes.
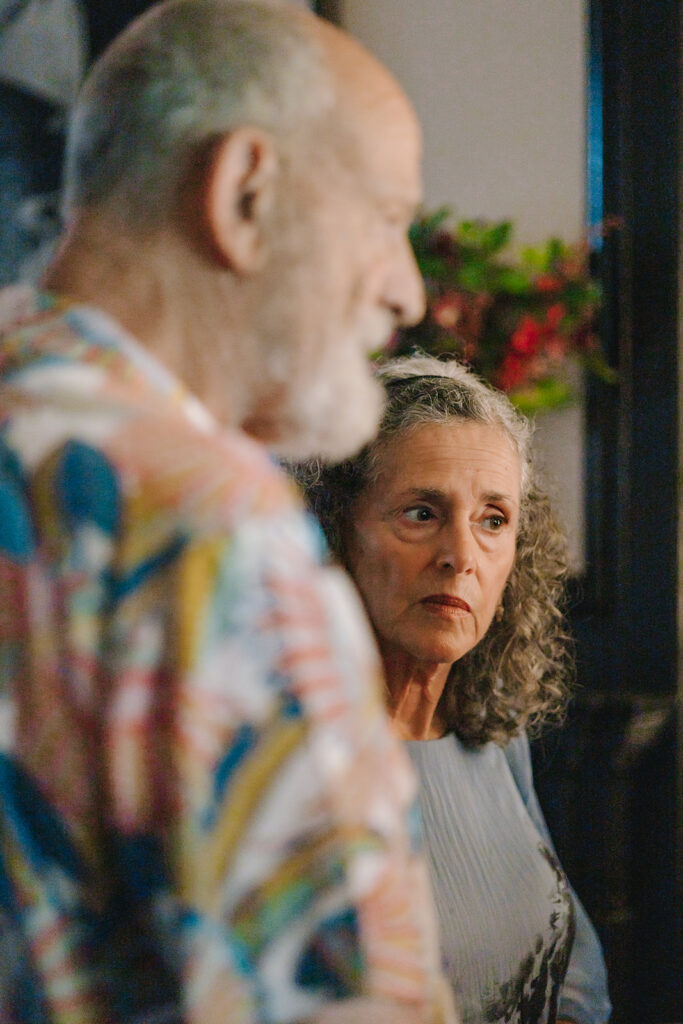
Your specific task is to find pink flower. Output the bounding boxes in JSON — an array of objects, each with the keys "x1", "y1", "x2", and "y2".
[
  {"x1": 431, "y1": 293, "x2": 462, "y2": 330},
  {"x1": 544, "y1": 336, "x2": 567, "y2": 362}
]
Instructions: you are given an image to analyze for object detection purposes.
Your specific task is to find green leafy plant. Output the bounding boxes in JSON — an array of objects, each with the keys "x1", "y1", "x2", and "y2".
[{"x1": 384, "y1": 208, "x2": 616, "y2": 413}]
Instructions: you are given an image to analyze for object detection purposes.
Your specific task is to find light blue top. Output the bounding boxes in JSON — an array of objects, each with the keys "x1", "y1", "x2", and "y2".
[{"x1": 407, "y1": 731, "x2": 611, "y2": 1024}]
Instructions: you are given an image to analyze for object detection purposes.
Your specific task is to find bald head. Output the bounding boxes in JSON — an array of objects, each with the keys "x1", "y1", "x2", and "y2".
[
  {"x1": 306, "y1": 9, "x2": 412, "y2": 112},
  {"x1": 311, "y1": 13, "x2": 414, "y2": 115},
  {"x1": 63, "y1": 1, "x2": 333, "y2": 226},
  {"x1": 52, "y1": 0, "x2": 425, "y2": 462},
  {"x1": 63, "y1": 0, "x2": 421, "y2": 234}
]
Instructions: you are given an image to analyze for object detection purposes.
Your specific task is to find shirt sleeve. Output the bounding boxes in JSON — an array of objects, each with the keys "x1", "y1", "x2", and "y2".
[
  {"x1": 504, "y1": 732, "x2": 611, "y2": 1024},
  {"x1": 110, "y1": 509, "x2": 454, "y2": 1024}
]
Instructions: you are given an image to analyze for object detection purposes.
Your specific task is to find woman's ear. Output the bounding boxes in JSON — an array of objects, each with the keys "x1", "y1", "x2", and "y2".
[{"x1": 204, "y1": 127, "x2": 279, "y2": 274}]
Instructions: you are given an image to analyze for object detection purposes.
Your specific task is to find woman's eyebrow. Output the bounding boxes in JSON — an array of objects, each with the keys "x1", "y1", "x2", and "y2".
[
  {"x1": 482, "y1": 490, "x2": 519, "y2": 509},
  {"x1": 401, "y1": 488, "x2": 447, "y2": 502},
  {"x1": 400, "y1": 487, "x2": 519, "y2": 509}
]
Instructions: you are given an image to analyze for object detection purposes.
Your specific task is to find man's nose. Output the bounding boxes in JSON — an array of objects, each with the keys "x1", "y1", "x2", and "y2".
[{"x1": 383, "y1": 235, "x2": 426, "y2": 327}]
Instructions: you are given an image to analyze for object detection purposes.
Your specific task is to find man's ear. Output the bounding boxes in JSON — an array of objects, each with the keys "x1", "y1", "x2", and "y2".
[{"x1": 204, "y1": 127, "x2": 279, "y2": 274}]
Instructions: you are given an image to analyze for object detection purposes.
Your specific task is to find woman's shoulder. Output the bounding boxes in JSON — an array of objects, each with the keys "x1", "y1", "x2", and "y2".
[{"x1": 501, "y1": 730, "x2": 534, "y2": 799}]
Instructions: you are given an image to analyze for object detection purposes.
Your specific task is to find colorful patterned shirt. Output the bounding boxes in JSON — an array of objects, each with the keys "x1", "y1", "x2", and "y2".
[{"x1": 0, "y1": 286, "x2": 451, "y2": 1024}]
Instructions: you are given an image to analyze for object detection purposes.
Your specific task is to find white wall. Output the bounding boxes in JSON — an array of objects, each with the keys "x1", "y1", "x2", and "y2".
[
  {"x1": 342, "y1": 0, "x2": 587, "y2": 568},
  {"x1": 342, "y1": 0, "x2": 586, "y2": 243}
]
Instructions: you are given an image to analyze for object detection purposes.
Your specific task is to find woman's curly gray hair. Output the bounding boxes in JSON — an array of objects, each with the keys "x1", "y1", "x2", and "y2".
[{"x1": 290, "y1": 354, "x2": 573, "y2": 747}]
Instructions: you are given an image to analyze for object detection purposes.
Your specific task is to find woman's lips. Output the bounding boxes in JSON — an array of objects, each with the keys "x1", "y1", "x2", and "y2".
[{"x1": 420, "y1": 594, "x2": 471, "y2": 614}]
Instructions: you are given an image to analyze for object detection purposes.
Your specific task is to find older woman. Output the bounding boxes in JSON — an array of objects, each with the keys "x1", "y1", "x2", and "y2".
[{"x1": 291, "y1": 355, "x2": 611, "y2": 1024}]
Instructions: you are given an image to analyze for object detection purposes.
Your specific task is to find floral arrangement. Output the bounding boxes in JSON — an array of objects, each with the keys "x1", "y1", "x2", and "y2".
[{"x1": 384, "y1": 208, "x2": 616, "y2": 413}]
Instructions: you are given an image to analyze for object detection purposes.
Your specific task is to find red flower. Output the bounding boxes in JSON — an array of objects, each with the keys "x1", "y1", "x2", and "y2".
[
  {"x1": 496, "y1": 352, "x2": 528, "y2": 392},
  {"x1": 388, "y1": 210, "x2": 610, "y2": 408},
  {"x1": 510, "y1": 315, "x2": 541, "y2": 355},
  {"x1": 545, "y1": 302, "x2": 566, "y2": 330},
  {"x1": 536, "y1": 274, "x2": 562, "y2": 294}
]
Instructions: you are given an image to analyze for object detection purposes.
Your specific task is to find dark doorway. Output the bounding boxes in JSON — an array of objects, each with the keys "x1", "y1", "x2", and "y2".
[{"x1": 532, "y1": 3, "x2": 681, "y2": 1022}]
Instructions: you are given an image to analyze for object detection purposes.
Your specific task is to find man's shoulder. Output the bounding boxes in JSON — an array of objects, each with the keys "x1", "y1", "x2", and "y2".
[
  {"x1": 0, "y1": 284, "x2": 311, "y2": 557},
  {"x1": 0, "y1": 285, "x2": 109, "y2": 384},
  {"x1": 0, "y1": 284, "x2": 68, "y2": 343},
  {"x1": 110, "y1": 409, "x2": 302, "y2": 538}
]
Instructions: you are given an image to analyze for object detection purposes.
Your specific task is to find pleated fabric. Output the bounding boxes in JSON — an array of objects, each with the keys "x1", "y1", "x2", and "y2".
[{"x1": 408, "y1": 735, "x2": 574, "y2": 1024}]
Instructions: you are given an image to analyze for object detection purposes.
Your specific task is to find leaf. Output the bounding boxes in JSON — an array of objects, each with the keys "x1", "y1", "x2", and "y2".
[
  {"x1": 409, "y1": 207, "x2": 452, "y2": 248},
  {"x1": 421, "y1": 205, "x2": 453, "y2": 233},
  {"x1": 492, "y1": 267, "x2": 532, "y2": 295},
  {"x1": 582, "y1": 349, "x2": 619, "y2": 384},
  {"x1": 483, "y1": 220, "x2": 513, "y2": 254},
  {"x1": 401, "y1": 206, "x2": 614, "y2": 394},
  {"x1": 418, "y1": 255, "x2": 462, "y2": 283},
  {"x1": 510, "y1": 377, "x2": 574, "y2": 414},
  {"x1": 545, "y1": 236, "x2": 566, "y2": 265},
  {"x1": 456, "y1": 261, "x2": 490, "y2": 292},
  {"x1": 455, "y1": 220, "x2": 489, "y2": 250},
  {"x1": 520, "y1": 245, "x2": 549, "y2": 272}
]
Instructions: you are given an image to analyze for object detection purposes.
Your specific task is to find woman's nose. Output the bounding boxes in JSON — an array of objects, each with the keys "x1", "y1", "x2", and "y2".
[{"x1": 436, "y1": 523, "x2": 475, "y2": 574}]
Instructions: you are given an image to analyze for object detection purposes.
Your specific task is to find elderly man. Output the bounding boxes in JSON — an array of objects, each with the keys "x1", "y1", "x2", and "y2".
[{"x1": 0, "y1": 2, "x2": 457, "y2": 1023}]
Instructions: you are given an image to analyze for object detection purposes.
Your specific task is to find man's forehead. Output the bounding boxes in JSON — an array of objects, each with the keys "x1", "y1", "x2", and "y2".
[
  {"x1": 308, "y1": 18, "x2": 423, "y2": 202},
  {"x1": 316, "y1": 16, "x2": 419, "y2": 142},
  {"x1": 355, "y1": 102, "x2": 423, "y2": 201}
]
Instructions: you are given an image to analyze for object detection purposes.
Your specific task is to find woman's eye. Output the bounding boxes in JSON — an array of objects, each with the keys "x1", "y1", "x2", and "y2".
[
  {"x1": 482, "y1": 513, "x2": 507, "y2": 532},
  {"x1": 403, "y1": 506, "x2": 436, "y2": 523}
]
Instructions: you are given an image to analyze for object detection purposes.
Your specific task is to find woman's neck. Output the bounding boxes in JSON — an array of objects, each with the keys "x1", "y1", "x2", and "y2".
[{"x1": 380, "y1": 647, "x2": 452, "y2": 741}]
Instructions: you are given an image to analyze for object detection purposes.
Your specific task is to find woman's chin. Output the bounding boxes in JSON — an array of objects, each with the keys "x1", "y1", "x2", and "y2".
[{"x1": 380, "y1": 637, "x2": 471, "y2": 670}]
